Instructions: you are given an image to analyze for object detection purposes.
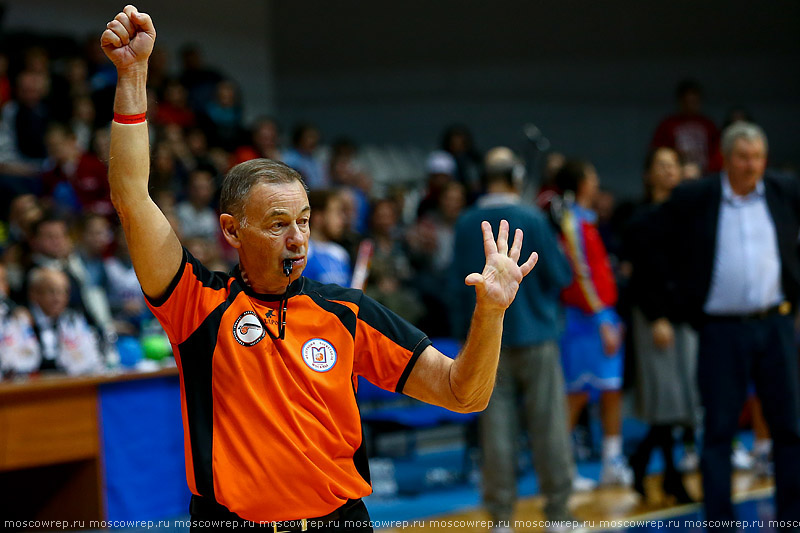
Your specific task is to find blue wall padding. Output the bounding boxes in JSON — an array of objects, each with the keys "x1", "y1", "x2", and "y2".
[{"x1": 100, "y1": 376, "x2": 190, "y2": 522}]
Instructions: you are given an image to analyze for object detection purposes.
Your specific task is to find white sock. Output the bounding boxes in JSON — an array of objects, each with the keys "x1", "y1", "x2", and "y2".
[
  {"x1": 754, "y1": 439, "x2": 772, "y2": 456},
  {"x1": 602, "y1": 435, "x2": 623, "y2": 463}
]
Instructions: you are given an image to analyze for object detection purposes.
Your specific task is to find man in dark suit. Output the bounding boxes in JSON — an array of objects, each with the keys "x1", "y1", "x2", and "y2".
[{"x1": 655, "y1": 122, "x2": 800, "y2": 531}]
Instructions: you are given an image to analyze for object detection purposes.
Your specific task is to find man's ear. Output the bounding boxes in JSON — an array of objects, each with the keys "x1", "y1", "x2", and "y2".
[{"x1": 220, "y1": 213, "x2": 242, "y2": 248}]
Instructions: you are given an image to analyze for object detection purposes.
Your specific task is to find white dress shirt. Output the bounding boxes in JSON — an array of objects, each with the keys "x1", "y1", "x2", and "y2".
[{"x1": 704, "y1": 174, "x2": 783, "y2": 315}]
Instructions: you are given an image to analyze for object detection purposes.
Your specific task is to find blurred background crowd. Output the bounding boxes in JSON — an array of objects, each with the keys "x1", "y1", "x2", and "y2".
[
  {"x1": 0, "y1": 1, "x2": 799, "y2": 526},
  {"x1": 0, "y1": 31, "x2": 790, "y2": 374}
]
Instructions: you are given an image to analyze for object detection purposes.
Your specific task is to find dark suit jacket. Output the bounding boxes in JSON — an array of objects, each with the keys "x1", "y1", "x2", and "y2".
[{"x1": 652, "y1": 171, "x2": 800, "y2": 325}]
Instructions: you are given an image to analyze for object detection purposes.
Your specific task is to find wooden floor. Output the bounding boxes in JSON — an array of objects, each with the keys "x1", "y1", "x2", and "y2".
[{"x1": 381, "y1": 472, "x2": 774, "y2": 532}]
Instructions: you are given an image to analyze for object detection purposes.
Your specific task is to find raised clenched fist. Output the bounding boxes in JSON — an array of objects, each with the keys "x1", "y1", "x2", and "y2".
[{"x1": 100, "y1": 5, "x2": 156, "y2": 71}]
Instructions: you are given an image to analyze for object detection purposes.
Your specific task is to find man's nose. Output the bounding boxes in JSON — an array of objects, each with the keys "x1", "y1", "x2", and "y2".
[{"x1": 286, "y1": 223, "x2": 305, "y2": 248}]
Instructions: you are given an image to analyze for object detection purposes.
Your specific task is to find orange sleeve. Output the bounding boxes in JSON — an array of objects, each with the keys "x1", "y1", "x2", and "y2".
[
  {"x1": 353, "y1": 294, "x2": 431, "y2": 394},
  {"x1": 145, "y1": 248, "x2": 229, "y2": 345}
]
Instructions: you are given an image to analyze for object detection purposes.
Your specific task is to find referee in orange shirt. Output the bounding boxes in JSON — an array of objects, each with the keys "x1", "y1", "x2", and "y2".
[{"x1": 101, "y1": 6, "x2": 539, "y2": 531}]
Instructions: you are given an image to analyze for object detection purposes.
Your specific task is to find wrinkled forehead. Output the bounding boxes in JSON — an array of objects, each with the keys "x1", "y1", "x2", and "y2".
[{"x1": 243, "y1": 180, "x2": 310, "y2": 220}]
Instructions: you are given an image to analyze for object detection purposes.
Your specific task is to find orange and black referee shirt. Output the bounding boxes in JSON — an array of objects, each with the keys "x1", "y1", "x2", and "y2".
[{"x1": 145, "y1": 249, "x2": 430, "y2": 522}]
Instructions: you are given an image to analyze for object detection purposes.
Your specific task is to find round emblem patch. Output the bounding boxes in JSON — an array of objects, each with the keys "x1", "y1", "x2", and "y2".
[
  {"x1": 301, "y1": 338, "x2": 337, "y2": 372},
  {"x1": 233, "y1": 311, "x2": 265, "y2": 346}
]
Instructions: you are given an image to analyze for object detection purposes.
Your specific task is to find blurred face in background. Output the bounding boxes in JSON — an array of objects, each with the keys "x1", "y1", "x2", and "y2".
[
  {"x1": 317, "y1": 195, "x2": 347, "y2": 242},
  {"x1": 30, "y1": 269, "x2": 70, "y2": 319},
  {"x1": 438, "y1": 182, "x2": 466, "y2": 223},
  {"x1": 17, "y1": 71, "x2": 48, "y2": 107},
  {"x1": 33, "y1": 220, "x2": 72, "y2": 260},
  {"x1": 371, "y1": 200, "x2": 398, "y2": 237},
  {"x1": 254, "y1": 120, "x2": 279, "y2": 151},
  {"x1": 648, "y1": 147, "x2": 682, "y2": 195},
  {"x1": 92, "y1": 127, "x2": 111, "y2": 163},
  {"x1": 187, "y1": 128, "x2": 208, "y2": 157},
  {"x1": 298, "y1": 127, "x2": 320, "y2": 154},
  {"x1": 577, "y1": 165, "x2": 600, "y2": 205},
  {"x1": 188, "y1": 170, "x2": 216, "y2": 208},
  {"x1": 9, "y1": 194, "x2": 43, "y2": 236},
  {"x1": 216, "y1": 81, "x2": 237, "y2": 108},
  {"x1": 164, "y1": 81, "x2": 189, "y2": 108},
  {"x1": 65, "y1": 57, "x2": 88, "y2": 86},
  {"x1": 81, "y1": 216, "x2": 113, "y2": 257},
  {"x1": 72, "y1": 96, "x2": 95, "y2": 123},
  {"x1": 45, "y1": 127, "x2": 79, "y2": 164},
  {"x1": 679, "y1": 89, "x2": 702, "y2": 115},
  {"x1": 724, "y1": 137, "x2": 767, "y2": 194}
]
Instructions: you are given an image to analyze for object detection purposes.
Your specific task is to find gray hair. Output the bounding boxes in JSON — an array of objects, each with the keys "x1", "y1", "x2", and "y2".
[
  {"x1": 219, "y1": 158, "x2": 307, "y2": 225},
  {"x1": 28, "y1": 266, "x2": 68, "y2": 291},
  {"x1": 721, "y1": 122, "x2": 768, "y2": 158}
]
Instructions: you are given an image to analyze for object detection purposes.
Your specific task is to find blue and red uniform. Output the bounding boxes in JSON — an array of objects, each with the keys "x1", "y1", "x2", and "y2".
[{"x1": 558, "y1": 203, "x2": 623, "y2": 392}]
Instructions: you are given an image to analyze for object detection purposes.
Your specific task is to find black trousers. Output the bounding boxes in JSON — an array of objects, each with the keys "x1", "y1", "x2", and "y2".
[
  {"x1": 698, "y1": 314, "x2": 800, "y2": 532},
  {"x1": 189, "y1": 495, "x2": 373, "y2": 533}
]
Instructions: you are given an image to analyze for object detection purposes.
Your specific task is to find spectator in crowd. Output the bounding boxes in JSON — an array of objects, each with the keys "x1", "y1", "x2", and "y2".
[
  {"x1": 0, "y1": 263, "x2": 40, "y2": 376},
  {"x1": 199, "y1": 79, "x2": 243, "y2": 150},
  {"x1": 70, "y1": 95, "x2": 96, "y2": 152},
  {"x1": 365, "y1": 198, "x2": 423, "y2": 324},
  {"x1": 24, "y1": 214, "x2": 113, "y2": 335},
  {"x1": 440, "y1": 124, "x2": 482, "y2": 202},
  {"x1": 184, "y1": 236, "x2": 229, "y2": 273},
  {"x1": 451, "y1": 147, "x2": 575, "y2": 530},
  {"x1": 554, "y1": 159, "x2": 631, "y2": 487},
  {"x1": 327, "y1": 138, "x2": 371, "y2": 235},
  {"x1": 417, "y1": 150, "x2": 457, "y2": 218},
  {"x1": 185, "y1": 127, "x2": 215, "y2": 170},
  {"x1": 176, "y1": 167, "x2": 220, "y2": 240},
  {"x1": 232, "y1": 117, "x2": 282, "y2": 165},
  {"x1": 41, "y1": 123, "x2": 113, "y2": 218},
  {"x1": 653, "y1": 122, "x2": 800, "y2": 530},
  {"x1": 408, "y1": 181, "x2": 466, "y2": 336},
  {"x1": 303, "y1": 189, "x2": 351, "y2": 287},
  {"x1": 91, "y1": 124, "x2": 112, "y2": 164},
  {"x1": 155, "y1": 79, "x2": 196, "y2": 129},
  {"x1": 161, "y1": 124, "x2": 201, "y2": 178},
  {"x1": 283, "y1": 122, "x2": 327, "y2": 189},
  {"x1": 50, "y1": 57, "x2": 92, "y2": 122},
  {"x1": 105, "y1": 227, "x2": 149, "y2": 335},
  {"x1": 652, "y1": 79, "x2": 721, "y2": 175},
  {"x1": 535, "y1": 151, "x2": 566, "y2": 213},
  {"x1": 27, "y1": 267, "x2": 104, "y2": 375},
  {"x1": 149, "y1": 142, "x2": 185, "y2": 195},
  {"x1": 178, "y1": 44, "x2": 224, "y2": 111},
  {"x1": 5, "y1": 193, "x2": 43, "y2": 246},
  {"x1": 0, "y1": 70, "x2": 51, "y2": 175},
  {"x1": 146, "y1": 48, "x2": 170, "y2": 94},
  {"x1": 76, "y1": 213, "x2": 113, "y2": 291},
  {"x1": 336, "y1": 187, "x2": 369, "y2": 264},
  {"x1": 623, "y1": 146, "x2": 696, "y2": 504}
]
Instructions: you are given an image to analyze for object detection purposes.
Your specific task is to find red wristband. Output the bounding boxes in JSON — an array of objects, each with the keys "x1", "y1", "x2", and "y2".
[{"x1": 113, "y1": 112, "x2": 147, "y2": 124}]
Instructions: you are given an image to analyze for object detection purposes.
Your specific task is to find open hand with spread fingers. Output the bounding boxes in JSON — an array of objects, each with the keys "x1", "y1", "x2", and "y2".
[
  {"x1": 465, "y1": 219, "x2": 539, "y2": 312},
  {"x1": 100, "y1": 5, "x2": 156, "y2": 71}
]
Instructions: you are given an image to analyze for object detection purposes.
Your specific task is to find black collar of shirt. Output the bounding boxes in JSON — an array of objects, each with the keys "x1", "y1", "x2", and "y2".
[{"x1": 229, "y1": 264, "x2": 305, "y2": 302}]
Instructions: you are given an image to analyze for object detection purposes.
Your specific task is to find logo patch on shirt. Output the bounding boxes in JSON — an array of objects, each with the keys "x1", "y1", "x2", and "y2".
[
  {"x1": 301, "y1": 338, "x2": 337, "y2": 372},
  {"x1": 233, "y1": 311, "x2": 265, "y2": 346}
]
